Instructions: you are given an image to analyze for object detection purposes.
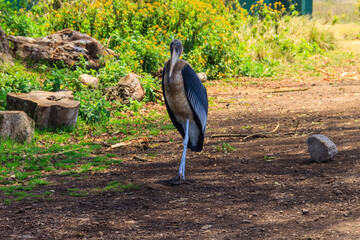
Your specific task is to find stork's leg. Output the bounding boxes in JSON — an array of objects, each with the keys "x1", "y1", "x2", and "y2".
[
  {"x1": 178, "y1": 117, "x2": 189, "y2": 179},
  {"x1": 169, "y1": 117, "x2": 189, "y2": 185}
]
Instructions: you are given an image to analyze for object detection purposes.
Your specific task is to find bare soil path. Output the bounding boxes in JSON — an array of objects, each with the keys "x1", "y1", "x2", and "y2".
[{"x1": 1, "y1": 74, "x2": 360, "y2": 239}]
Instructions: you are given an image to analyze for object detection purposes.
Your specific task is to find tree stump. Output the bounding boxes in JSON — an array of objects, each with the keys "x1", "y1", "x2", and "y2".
[
  {"x1": 7, "y1": 91, "x2": 80, "y2": 130},
  {"x1": 0, "y1": 26, "x2": 14, "y2": 65},
  {"x1": 7, "y1": 28, "x2": 114, "y2": 69}
]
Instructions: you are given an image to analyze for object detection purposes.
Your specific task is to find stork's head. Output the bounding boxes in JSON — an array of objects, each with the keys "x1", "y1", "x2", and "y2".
[{"x1": 169, "y1": 39, "x2": 183, "y2": 77}]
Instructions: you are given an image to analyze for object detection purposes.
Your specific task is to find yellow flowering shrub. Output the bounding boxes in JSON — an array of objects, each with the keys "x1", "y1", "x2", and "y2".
[{"x1": 1, "y1": 0, "x2": 333, "y2": 79}]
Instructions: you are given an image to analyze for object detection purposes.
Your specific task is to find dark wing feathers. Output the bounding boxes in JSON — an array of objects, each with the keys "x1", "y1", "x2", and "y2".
[
  {"x1": 182, "y1": 64, "x2": 208, "y2": 134},
  {"x1": 161, "y1": 67, "x2": 185, "y2": 138}
]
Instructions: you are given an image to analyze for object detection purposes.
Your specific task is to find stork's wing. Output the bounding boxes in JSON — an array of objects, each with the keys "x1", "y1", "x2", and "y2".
[
  {"x1": 182, "y1": 64, "x2": 208, "y2": 134},
  {"x1": 161, "y1": 67, "x2": 186, "y2": 138}
]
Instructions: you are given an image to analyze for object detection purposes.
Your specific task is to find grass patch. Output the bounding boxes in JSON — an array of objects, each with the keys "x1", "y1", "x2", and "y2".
[
  {"x1": 98, "y1": 181, "x2": 141, "y2": 192},
  {"x1": 67, "y1": 188, "x2": 90, "y2": 197}
]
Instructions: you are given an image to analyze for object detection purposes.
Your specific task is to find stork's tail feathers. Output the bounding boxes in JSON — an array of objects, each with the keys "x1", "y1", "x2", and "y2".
[{"x1": 188, "y1": 132, "x2": 204, "y2": 152}]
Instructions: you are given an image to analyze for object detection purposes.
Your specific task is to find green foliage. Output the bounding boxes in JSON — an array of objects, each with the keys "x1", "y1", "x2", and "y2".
[
  {"x1": 100, "y1": 181, "x2": 140, "y2": 192},
  {"x1": 264, "y1": 155, "x2": 277, "y2": 161},
  {"x1": 0, "y1": 62, "x2": 41, "y2": 110},
  {"x1": 67, "y1": 188, "x2": 89, "y2": 197},
  {"x1": 214, "y1": 142, "x2": 237, "y2": 154},
  {"x1": 1, "y1": 0, "x2": 338, "y2": 80},
  {"x1": 75, "y1": 91, "x2": 111, "y2": 125}
]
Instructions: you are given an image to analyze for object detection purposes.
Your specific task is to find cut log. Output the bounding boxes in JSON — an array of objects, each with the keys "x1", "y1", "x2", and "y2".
[
  {"x1": 0, "y1": 26, "x2": 14, "y2": 65},
  {"x1": 0, "y1": 111, "x2": 34, "y2": 143},
  {"x1": 7, "y1": 28, "x2": 114, "y2": 69},
  {"x1": 7, "y1": 91, "x2": 80, "y2": 130}
]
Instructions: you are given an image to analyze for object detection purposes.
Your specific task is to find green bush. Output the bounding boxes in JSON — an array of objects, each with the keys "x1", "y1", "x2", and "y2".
[
  {"x1": 0, "y1": 0, "x2": 340, "y2": 123},
  {"x1": 1, "y1": 0, "x2": 338, "y2": 80}
]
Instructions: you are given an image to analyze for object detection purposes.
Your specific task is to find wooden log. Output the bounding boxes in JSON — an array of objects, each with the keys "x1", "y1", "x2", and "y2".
[
  {"x1": 7, "y1": 28, "x2": 114, "y2": 69},
  {"x1": 7, "y1": 91, "x2": 80, "y2": 130}
]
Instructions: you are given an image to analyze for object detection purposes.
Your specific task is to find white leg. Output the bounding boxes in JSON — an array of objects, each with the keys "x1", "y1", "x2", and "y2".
[{"x1": 178, "y1": 118, "x2": 189, "y2": 180}]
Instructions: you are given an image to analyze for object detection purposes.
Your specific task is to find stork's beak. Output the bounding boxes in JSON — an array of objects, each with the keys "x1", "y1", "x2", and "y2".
[{"x1": 169, "y1": 49, "x2": 180, "y2": 78}]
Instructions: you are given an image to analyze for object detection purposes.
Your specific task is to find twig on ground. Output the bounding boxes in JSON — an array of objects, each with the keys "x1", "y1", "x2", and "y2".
[
  {"x1": 264, "y1": 88, "x2": 310, "y2": 93},
  {"x1": 242, "y1": 123, "x2": 280, "y2": 140},
  {"x1": 109, "y1": 137, "x2": 149, "y2": 149},
  {"x1": 211, "y1": 123, "x2": 280, "y2": 140},
  {"x1": 36, "y1": 146, "x2": 89, "y2": 158},
  {"x1": 210, "y1": 122, "x2": 318, "y2": 141},
  {"x1": 133, "y1": 155, "x2": 152, "y2": 162}
]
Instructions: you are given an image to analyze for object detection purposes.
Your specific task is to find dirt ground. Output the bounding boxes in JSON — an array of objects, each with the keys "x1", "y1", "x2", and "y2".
[{"x1": 1, "y1": 71, "x2": 360, "y2": 239}]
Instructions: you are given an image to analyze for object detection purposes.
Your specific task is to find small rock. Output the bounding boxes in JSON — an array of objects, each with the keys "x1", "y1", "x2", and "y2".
[
  {"x1": 79, "y1": 74, "x2": 99, "y2": 88},
  {"x1": 16, "y1": 234, "x2": 34, "y2": 239},
  {"x1": 307, "y1": 134, "x2": 338, "y2": 162},
  {"x1": 334, "y1": 189, "x2": 342, "y2": 195},
  {"x1": 0, "y1": 111, "x2": 34, "y2": 143},
  {"x1": 302, "y1": 209, "x2": 309, "y2": 215},
  {"x1": 343, "y1": 211, "x2": 351, "y2": 217},
  {"x1": 242, "y1": 219, "x2": 252, "y2": 223},
  {"x1": 197, "y1": 72, "x2": 207, "y2": 82},
  {"x1": 201, "y1": 224, "x2": 212, "y2": 230}
]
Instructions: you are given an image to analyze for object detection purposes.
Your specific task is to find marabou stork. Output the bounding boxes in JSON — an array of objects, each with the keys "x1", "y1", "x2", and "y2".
[{"x1": 162, "y1": 39, "x2": 208, "y2": 185}]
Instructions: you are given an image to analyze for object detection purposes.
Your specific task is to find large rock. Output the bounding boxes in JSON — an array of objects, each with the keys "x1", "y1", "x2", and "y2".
[
  {"x1": 307, "y1": 134, "x2": 338, "y2": 162},
  {"x1": 0, "y1": 111, "x2": 34, "y2": 143},
  {"x1": 104, "y1": 73, "x2": 145, "y2": 103},
  {"x1": 79, "y1": 74, "x2": 99, "y2": 88},
  {"x1": 7, "y1": 91, "x2": 80, "y2": 130}
]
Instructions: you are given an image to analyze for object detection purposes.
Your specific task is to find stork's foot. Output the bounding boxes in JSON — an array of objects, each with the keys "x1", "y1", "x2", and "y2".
[{"x1": 166, "y1": 175, "x2": 188, "y2": 185}]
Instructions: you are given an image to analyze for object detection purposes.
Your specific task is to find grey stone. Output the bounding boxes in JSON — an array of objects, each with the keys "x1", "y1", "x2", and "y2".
[
  {"x1": 79, "y1": 74, "x2": 99, "y2": 88},
  {"x1": 197, "y1": 72, "x2": 207, "y2": 82},
  {"x1": 307, "y1": 134, "x2": 338, "y2": 162},
  {"x1": 0, "y1": 111, "x2": 34, "y2": 143}
]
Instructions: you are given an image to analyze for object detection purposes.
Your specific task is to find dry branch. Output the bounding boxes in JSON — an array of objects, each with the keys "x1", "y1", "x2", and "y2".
[
  {"x1": 35, "y1": 146, "x2": 89, "y2": 158},
  {"x1": 211, "y1": 123, "x2": 280, "y2": 140},
  {"x1": 109, "y1": 137, "x2": 150, "y2": 149},
  {"x1": 264, "y1": 88, "x2": 310, "y2": 94},
  {"x1": 210, "y1": 122, "x2": 317, "y2": 141}
]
